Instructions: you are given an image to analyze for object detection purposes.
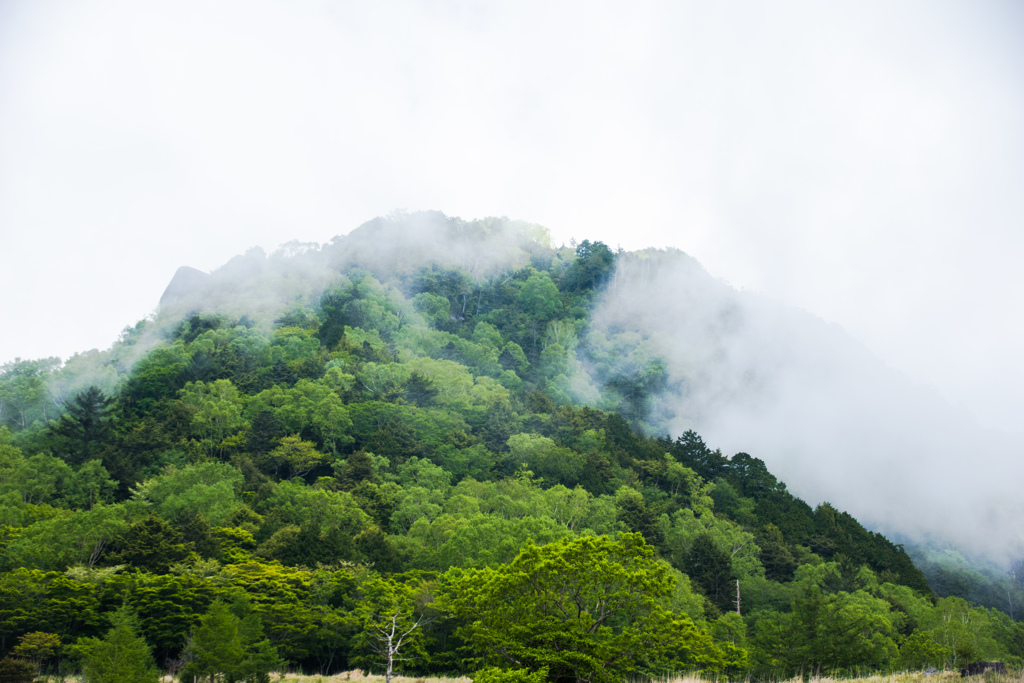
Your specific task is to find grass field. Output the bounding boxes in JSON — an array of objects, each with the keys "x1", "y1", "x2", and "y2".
[
  {"x1": 277, "y1": 671, "x2": 472, "y2": 683},
  {"x1": 34, "y1": 669, "x2": 1024, "y2": 683},
  {"x1": 271, "y1": 671, "x2": 1024, "y2": 683}
]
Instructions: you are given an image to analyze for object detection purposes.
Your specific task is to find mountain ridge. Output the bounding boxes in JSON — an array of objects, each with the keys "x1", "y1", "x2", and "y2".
[{"x1": 1, "y1": 211, "x2": 1021, "y2": 677}]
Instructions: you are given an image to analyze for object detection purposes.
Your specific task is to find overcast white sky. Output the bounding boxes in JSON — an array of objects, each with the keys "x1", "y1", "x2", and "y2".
[{"x1": 1, "y1": 0, "x2": 1022, "y2": 432}]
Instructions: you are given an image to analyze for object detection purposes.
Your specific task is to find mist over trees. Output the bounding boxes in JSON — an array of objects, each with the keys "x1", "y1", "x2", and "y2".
[
  {"x1": 0, "y1": 211, "x2": 1021, "y2": 680},
  {"x1": 591, "y1": 248, "x2": 1024, "y2": 564}
]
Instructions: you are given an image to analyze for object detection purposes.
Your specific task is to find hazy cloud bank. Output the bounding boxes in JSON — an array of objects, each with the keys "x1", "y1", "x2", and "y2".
[{"x1": 591, "y1": 249, "x2": 1024, "y2": 562}]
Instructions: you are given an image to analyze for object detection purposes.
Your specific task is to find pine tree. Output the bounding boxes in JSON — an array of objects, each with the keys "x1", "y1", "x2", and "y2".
[
  {"x1": 50, "y1": 386, "x2": 113, "y2": 465},
  {"x1": 336, "y1": 450, "x2": 376, "y2": 490},
  {"x1": 107, "y1": 514, "x2": 189, "y2": 573},
  {"x1": 181, "y1": 600, "x2": 245, "y2": 681},
  {"x1": 684, "y1": 533, "x2": 738, "y2": 613},
  {"x1": 180, "y1": 599, "x2": 283, "y2": 683},
  {"x1": 402, "y1": 371, "x2": 438, "y2": 406},
  {"x1": 79, "y1": 606, "x2": 160, "y2": 683}
]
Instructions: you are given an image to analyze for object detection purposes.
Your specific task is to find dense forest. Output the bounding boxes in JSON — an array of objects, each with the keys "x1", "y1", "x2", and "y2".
[{"x1": 1, "y1": 213, "x2": 1022, "y2": 682}]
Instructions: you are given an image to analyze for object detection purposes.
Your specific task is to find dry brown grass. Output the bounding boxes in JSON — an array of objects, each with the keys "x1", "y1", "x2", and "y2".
[
  {"x1": 279, "y1": 671, "x2": 473, "y2": 683},
  {"x1": 276, "y1": 672, "x2": 1024, "y2": 683},
  {"x1": 652, "y1": 672, "x2": 1024, "y2": 683},
  {"x1": 40, "y1": 669, "x2": 1024, "y2": 683}
]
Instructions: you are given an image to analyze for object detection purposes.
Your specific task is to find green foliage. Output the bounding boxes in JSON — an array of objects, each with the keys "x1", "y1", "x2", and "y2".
[
  {"x1": 0, "y1": 451, "x2": 73, "y2": 506},
  {"x1": 179, "y1": 379, "x2": 247, "y2": 459},
  {"x1": 351, "y1": 575, "x2": 429, "y2": 678},
  {"x1": 614, "y1": 486, "x2": 664, "y2": 548},
  {"x1": 562, "y1": 240, "x2": 616, "y2": 293},
  {"x1": 472, "y1": 667, "x2": 548, "y2": 683},
  {"x1": 1, "y1": 504, "x2": 130, "y2": 570},
  {"x1": 518, "y1": 273, "x2": 562, "y2": 321},
  {"x1": 11, "y1": 630, "x2": 60, "y2": 666},
  {"x1": 0, "y1": 224, "x2": 966, "y2": 679},
  {"x1": 78, "y1": 606, "x2": 160, "y2": 683},
  {"x1": 256, "y1": 481, "x2": 371, "y2": 564},
  {"x1": 909, "y1": 543, "x2": 1024, "y2": 617},
  {"x1": 684, "y1": 534, "x2": 739, "y2": 614},
  {"x1": 0, "y1": 657, "x2": 35, "y2": 683},
  {"x1": 750, "y1": 567, "x2": 901, "y2": 677},
  {"x1": 106, "y1": 513, "x2": 189, "y2": 573},
  {"x1": 266, "y1": 435, "x2": 330, "y2": 478},
  {"x1": 180, "y1": 598, "x2": 283, "y2": 683},
  {"x1": 64, "y1": 460, "x2": 119, "y2": 510},
  {"x1": 0, "y1": 357, "x2": 63, "y2": 431},
  {"x1": 507, "y1": 433, "x2": 584, "y2": 487},
  {"x1": 899, "y1": 630, "x2": 949, "y2": 670},
  {"x1": 132, "y1": 462, "x2": 243, "y2": 526},
  {"x1": 757, "y1": 523, "x2": 798, "y2": 583},
  {"x1": 413, "y1": 291, "x2": 451, "y2": 325},
  {"x1": 49, "y1": 386, "x2": 114, "y2": 465},
  {"x1": 442, "y1": 533, "x2": 729, "y2": 683}
]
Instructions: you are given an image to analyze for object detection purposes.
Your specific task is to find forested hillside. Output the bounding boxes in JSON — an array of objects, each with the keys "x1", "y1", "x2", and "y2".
[{"x1": 1, "y1": 212, "x2": 1021, "y2": 681}]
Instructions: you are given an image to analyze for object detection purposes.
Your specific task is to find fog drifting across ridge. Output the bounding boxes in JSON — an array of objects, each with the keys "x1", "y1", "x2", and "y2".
[
  {"x1": 65, "y1": 211, "x2": 1020, "y2": 564},
  {"x1": 590, "y1": 249, "x2": 1024, "y2": 562},
  {"x1": 158, "y1": 212, "x2": 551, "y2": 321}
]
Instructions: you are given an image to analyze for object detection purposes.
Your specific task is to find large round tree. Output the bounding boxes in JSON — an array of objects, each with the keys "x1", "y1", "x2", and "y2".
[{"x1": 441, "y1": 533, "x2": 741, "y2": 683}]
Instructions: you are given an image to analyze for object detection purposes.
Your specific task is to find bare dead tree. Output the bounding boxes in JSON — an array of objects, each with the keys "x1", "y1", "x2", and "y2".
[{"x1": 367, "y1": 611, "x2": 426, "y2": 683}]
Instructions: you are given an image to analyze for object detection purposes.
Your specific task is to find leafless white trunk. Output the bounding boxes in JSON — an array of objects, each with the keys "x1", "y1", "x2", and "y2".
[{"x1": 371, "y1": 611, "x2": 423, "y2": 683}]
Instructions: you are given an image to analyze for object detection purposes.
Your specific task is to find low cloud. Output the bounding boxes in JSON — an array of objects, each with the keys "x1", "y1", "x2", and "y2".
[{"x1": 590, "y1": 248, "x2": 1024, "y2": 562}]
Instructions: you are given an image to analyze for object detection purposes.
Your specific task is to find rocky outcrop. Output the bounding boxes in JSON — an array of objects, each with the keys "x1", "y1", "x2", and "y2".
[{"x1": 159, "y1": 266, "x2": 210, "y2": 310}]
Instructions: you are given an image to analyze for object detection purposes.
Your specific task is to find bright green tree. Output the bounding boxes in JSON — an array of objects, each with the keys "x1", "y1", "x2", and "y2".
[
  {"x1": 518, "y1": 273, "x2": 563, "y2": 321},
  {"x1": 442, "y1": 533, "x2": 731, "y2": 683},
  {"x1": 131, "y1": 462, "x2": 243, "y2": 526},
  {"x1": 179, "y1": 380, "x2": 247, "y2": 459},
  {"x1": 1, "y1": 504, "x2": 130, "y2": 570},
  {"x1": 181, "y1": 600, "x2": 245, "y2": 681},
  {"x1": 0, "y1": 358, "x2": 61, "y2": 431},
  {"x1": 11, "y1": 631, "x2": 60, "y2": 675},
  {"x1": 180, "y1": 598, "x2": 283, "y2": 683},
  {"x1": 78, "y1": 606, "x2": 160, "y2": 683},
  {"x1": 750, "y1": 579, "x2": 898, "y2": 676},
  {"x1": 65, "y1": 460, "x2": 118, "y2": 510},
  {"x1": 266, "y1": 435, "x2": 330, "y2": 478}
]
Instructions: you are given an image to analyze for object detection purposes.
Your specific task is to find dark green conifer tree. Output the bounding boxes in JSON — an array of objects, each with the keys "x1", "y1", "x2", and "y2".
[
  {"x1": 684, "y1": 533, "x2": 738, "y2": 613},
  {"x1": 402, "y1": 371, "x2": 438, "y2": 406},
  {"x1": 50, "y1": 386, "x2": 113, "y2": 465},
  {"x1": 757, "y1": 524, "x2": 798, "y2": 583},
  {"x1": 336, "y1": 450, "x2": 376, "y2": 490},
  {"x1": 107, "y1": 514, "x2": 189, "y2": 573}
]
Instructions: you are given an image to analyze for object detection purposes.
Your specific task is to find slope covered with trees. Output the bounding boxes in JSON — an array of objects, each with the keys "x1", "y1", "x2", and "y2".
[{"x1": 0, "y1": 212, "x2": 1020, "y2": 680}]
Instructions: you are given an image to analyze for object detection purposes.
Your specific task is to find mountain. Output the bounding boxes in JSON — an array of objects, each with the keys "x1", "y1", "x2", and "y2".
[{"x1": 0, "y1": 211, "x2": 1021, "y2": 678}]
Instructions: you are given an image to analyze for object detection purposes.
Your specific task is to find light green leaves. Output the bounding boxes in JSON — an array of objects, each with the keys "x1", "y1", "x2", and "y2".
[{"x1": 442, "y1": 533, "x2": 730, "y2": 682}]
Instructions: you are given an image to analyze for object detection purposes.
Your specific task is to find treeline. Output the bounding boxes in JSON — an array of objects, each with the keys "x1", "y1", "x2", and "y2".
[{"x1": 0, "y1": 216, "x2": 1022, "y2": 680}]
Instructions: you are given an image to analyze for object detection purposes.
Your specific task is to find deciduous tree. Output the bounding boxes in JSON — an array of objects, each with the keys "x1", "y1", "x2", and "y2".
[{"x1": 442, "y1": 533, "x2": 730, "y2": 683}]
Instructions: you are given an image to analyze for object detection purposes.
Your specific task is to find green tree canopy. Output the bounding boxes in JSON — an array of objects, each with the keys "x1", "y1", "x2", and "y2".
[
  {"x1": 78, "y1": 605, "x2": 160, "y2": 683},
  {"x1": 49, "y1": 386, "x2": 114, "y2": 465},
  {"x1": 442, "y1": 533, "x2": 733, "y2": 683},
  {"x1": 180, "y1": 598, "x2": 282, "y2": 683}
]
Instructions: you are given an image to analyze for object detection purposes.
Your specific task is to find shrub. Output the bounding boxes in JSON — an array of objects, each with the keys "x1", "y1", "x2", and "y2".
[
  {"x1": 472, "y1": 667, "x2": 548, "y2": 683},
  {"x1": 0, "y1": 657, "x2": 36, "y2": 683}
]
